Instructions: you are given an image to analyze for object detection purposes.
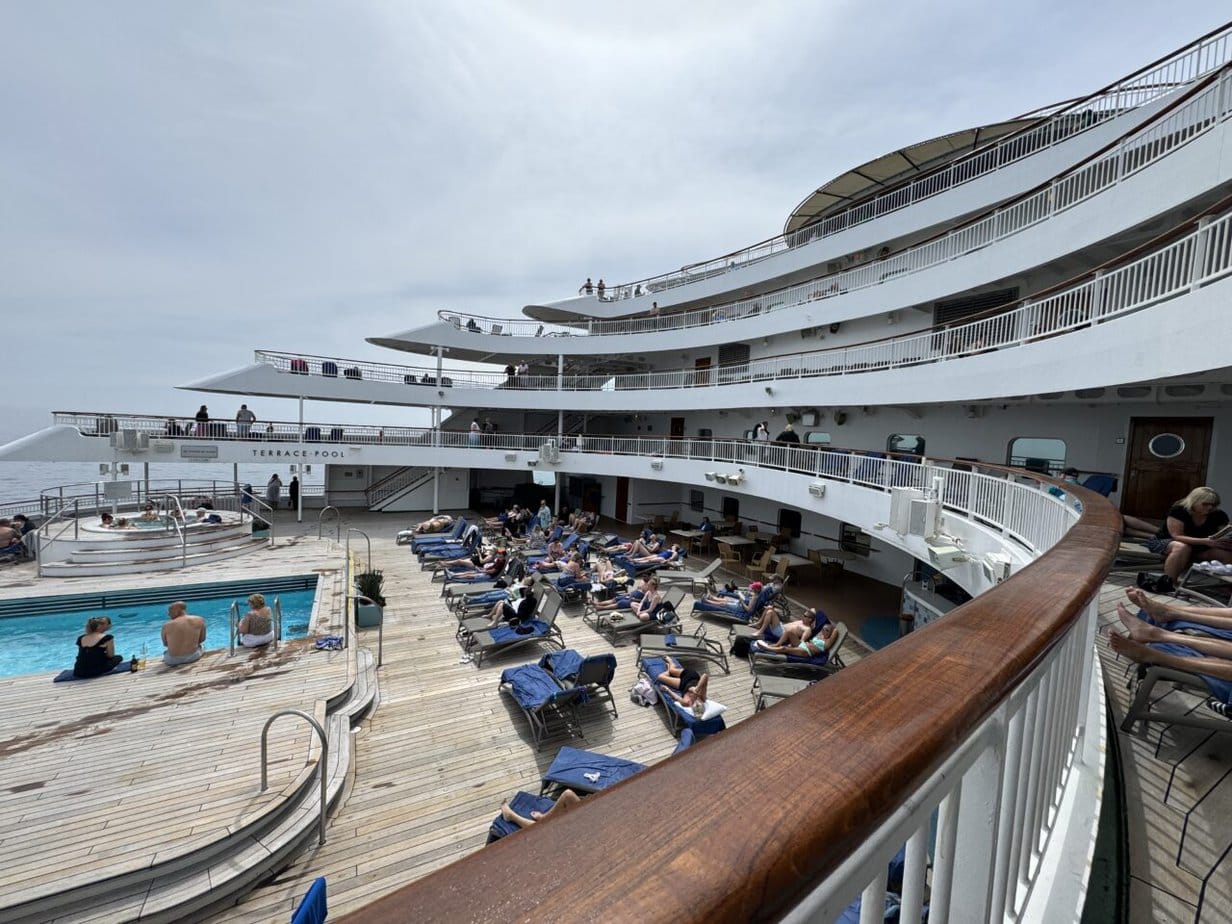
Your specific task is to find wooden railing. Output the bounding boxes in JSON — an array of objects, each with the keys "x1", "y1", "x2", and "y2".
[{"x1": 334, "y1": 478, "x2": 1119, "y2": 923}]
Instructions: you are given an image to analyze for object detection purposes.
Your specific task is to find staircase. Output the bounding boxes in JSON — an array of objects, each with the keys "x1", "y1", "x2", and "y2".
[{"x1": 366, "y1": 466, "x2": 435, "y2": 512}]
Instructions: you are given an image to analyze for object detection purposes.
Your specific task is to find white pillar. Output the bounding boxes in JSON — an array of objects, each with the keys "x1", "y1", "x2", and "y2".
[{"x1": 297, "y1": 396, "x2": 304, "y2": 523}]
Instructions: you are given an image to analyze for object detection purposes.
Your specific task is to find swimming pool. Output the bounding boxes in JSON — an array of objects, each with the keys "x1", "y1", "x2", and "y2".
[{"x1": 0, "y1": 576, "x2": 320, "y2": 677}]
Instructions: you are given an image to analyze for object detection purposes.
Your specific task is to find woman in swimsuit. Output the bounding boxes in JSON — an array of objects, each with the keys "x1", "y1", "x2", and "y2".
[
  {"x1": 237, "y1": 593, "x2": 275, "y2": 647},
  {"x1": 656, "y1": 656, "x2": 709, "y2": 716},
  {"x1": 73, "y1": 616, "x2": 125, "y2": 678}
]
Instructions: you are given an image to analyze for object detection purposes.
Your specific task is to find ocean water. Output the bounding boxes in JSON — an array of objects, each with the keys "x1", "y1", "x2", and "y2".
[
  {"x1": 0, "y1": 459, "x2": 324, "y2": 506},
  {"x1": 0, "y1": 588, "x2": 315, "y2": 677}
]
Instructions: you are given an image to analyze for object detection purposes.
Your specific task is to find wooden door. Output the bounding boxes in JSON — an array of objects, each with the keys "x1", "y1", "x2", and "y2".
[
  {"x1": 694, "y1": 356, "x2": 712, "y2": 386},
  {"x1": 614, "y1": 477, "x2": 629, "y2": 524},
  {"x1": 670, "y1": 417, "x2": 685, "y2": 440},
  {"x1": 1121, "y1": 417, "x2": 1212, "y2": 518}
]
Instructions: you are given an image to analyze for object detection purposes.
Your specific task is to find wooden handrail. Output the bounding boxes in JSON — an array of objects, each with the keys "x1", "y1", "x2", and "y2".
[{"x1": 337, "y1": 483, "x2": 1121, "y2": 923}]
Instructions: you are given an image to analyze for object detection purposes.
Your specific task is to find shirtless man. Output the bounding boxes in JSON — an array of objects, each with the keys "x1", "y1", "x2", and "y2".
[
  {"x1": 0, "y1": 519, "x2": 21, "y2": 550},
  {"x1": 162, "y1": 601, "x2": 207, "y2": 666}
]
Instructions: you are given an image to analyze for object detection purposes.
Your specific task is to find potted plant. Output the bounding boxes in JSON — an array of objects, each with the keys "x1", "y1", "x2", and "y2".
[{"x1": 354, "y1": 570, "x2": 386, "y2": 628}]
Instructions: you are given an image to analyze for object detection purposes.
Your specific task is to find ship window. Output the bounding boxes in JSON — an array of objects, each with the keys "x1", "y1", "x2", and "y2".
[
  {"x1": 1148, "y1": 433, "x2": 1185, "y2": 459},
  {"x1": 689, "y1": 490, "x2": 704, "y2": 513},
  {"x1": 779, "y1": 509, "x2": 802, "y2": 539},
  {"x1": 887, "y1": 434, "x2": 925, "y2": 456},
  {"x1": 721, "y1": 497, "x2": 739, "y2": 519},
  {"x1": 840, "y1": 523, "x2": 871, "y2": 557},
  {"x1": 805, "y1": 431, "x2": 832, "y2": 446},
  {"x1": 1007, "y1": 437, "x2": 1066, "y2": 474}
]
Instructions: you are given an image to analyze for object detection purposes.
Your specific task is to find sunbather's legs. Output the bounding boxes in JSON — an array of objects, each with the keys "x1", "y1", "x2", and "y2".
[
  {"x1": 1107, "y1": 630, "x2": 1232, "y2": 682},
  {"x1": 1114, "y1": 610, "x2": 1232, "y2": 661},
  {"x1": 694, "y1": 673, "x2": 709, "y2": 701},
  {"x1": 1124, "y1": 590, "x2": 1232, "y2": 629},
  {"x1": 1122, "y1": 515, "x2": 1158, "y2": 539},
  {"x1": 501, "y1": 789, "x2": 581, "y2": 829}
]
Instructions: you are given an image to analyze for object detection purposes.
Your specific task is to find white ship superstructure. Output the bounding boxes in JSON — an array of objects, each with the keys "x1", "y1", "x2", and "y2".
[{"x1": 5, "y1": 21, "x2": 1232, "y2": 922}]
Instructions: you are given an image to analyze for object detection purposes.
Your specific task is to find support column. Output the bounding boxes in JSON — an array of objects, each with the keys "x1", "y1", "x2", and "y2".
[{"x1": 297, "y1": 395, "x2": 305, "y2": 523}]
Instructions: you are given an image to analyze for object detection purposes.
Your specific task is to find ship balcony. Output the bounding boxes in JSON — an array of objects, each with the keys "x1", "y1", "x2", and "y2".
[
  {"x1": 190, "y1": 203, "x2": 1232, "y2": 412},
  {"x1": 375, "y1": 70, "x2": 1232, "y2": 359}
]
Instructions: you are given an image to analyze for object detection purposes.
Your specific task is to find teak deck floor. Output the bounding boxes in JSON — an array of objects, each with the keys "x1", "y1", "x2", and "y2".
[{"x1": 3, "y1": 510, "x2": 1226, "y2": 923}]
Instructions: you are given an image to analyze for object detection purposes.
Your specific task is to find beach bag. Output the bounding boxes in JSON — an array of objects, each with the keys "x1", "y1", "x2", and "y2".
[{"x1": 630, "y1": 676, "x2": 658, "y2": 706}]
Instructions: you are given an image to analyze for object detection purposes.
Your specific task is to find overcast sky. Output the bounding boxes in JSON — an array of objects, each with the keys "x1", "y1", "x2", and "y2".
[{"x1": 2, "y1": 1, "x2": 1224, "y2": 436}]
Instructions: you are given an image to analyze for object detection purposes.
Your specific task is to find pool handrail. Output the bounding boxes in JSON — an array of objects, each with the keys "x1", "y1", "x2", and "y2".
[
  {"x1": 260, "y1": 709, "x2": 328, "y2": 846},
  {"x1": 228, "y1": 600, "x2": 240, "y2": 657},
  {"x1": 35, "y1": 499, "x2": 81, "y2": 578},
  {"x1": 318, "y1": 506, "x2": 341, "y2": 542}
]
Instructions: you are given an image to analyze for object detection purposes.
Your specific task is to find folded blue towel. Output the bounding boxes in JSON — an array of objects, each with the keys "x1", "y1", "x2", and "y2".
[
  {"x1": 499, "y1": 665, "x2": 564, "y2": 709},
  {"x1": 53, "y1": 660, "x2": 133, "y2": 683},
  {"x1": 540, "y1": 648, "x2": 584, "y2": 681}
]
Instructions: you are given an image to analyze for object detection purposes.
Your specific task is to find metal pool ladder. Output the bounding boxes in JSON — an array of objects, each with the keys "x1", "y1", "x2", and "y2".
[{"x1": 260, "y1": 709, "x2": 328, "y2": 846}]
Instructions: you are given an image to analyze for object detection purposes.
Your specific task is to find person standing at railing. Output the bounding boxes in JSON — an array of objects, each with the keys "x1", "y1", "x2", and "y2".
[
  {"x1": 266, "y1": 473, "x2": 282, "y2": 508},
  {"x1": 754, "y1": 421, "x2": 770, "y2": 442},
  {"x1": 469, "y1": 419, "x2": 482, "y2": 446},
  {"x1": 235, "y1": 404, "x2": 256, "y2": 438},
  {"x1": 195, "y1": 405, "x2": 209, "y2": 437},
  {"x1": 597, "y1": 278, "x2": 606, "y2": 299},
  {"x1": 288, "y1": 476, "x2": 299, "y2": 511},
  {"x1": 774, "y1": 423, "x2": 801, "y2": 444},
  {"x1": 240, "y1": 484, "x2": 254, "y2": 512},
  {"x1": 581, "y1": 277, "x2": 594, "y2": 295}
]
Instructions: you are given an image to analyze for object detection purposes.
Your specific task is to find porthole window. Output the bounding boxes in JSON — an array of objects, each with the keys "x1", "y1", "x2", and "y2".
[{"x1": 1148, "y1": 433, "x2": 1186, "y2": 459}]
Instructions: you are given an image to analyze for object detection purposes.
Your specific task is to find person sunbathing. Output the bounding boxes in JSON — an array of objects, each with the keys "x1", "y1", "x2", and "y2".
[
  {"x1": 611, "y1": 536, "x2": 660, "y2": 557},
  {"x1": 414, "y1": 514, "x2": 454, "y2": 534},
  {"x1": 755, "y1": 612, "x2": 834, "y2": 657},
  {"x1": 443, "y1": 551, "x2": 507, "y2": 581},
  {"x1": 590, "y1": 574, "x2": 646, "y2": 611},
  {"x1": 433, "y1": 546, "x2": 499, "y2": 571},
  {"x1": 624, "y1": 578, "x2": 662, "y2": 621},
  {"x1": 751, "y1": 605, "x2": 823, "y2": 643},
  {"x1": 482, "y1": 585, "x2": 538, "y2": 631},
  {"x1": 623, "y1": 544, "x2": 682, "y2": 566},
  {"x1": 556, "y1": 554, "x2": 589, "y2": 584},
  {"x1": 656, "y1": 655, "x2": 709, "y2": 716},
  {"x1": 1124, "y1": 587, "x2": 1232, "y2": 634},
  {"x1": 500, "y1": 789, "x2": 582, "y2": 828},
  {"x1": 1109, "y1": 607, "x2": 1232, "y2": 716}
]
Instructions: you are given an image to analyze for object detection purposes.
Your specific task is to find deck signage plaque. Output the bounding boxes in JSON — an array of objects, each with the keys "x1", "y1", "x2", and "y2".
[{"x1": 180, "y1": 444, "x2": 220, "y2": 460}]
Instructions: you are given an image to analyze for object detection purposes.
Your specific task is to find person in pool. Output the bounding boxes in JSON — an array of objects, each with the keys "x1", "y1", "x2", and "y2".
[
  {"x1": 139, "y1": 503, "x2": 160, "y2": 522},
  {"x1": 162, "y1": 601, "x2": 207, "y2": 666},
  {"x1": 237, "y1": 593, "x2": 275, "y2": 648},
  {"x1": 73, "y1": 616, "x2": 126, "y2": 678}
]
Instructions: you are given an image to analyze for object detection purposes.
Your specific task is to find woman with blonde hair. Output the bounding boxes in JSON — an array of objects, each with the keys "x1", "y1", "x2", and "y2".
[
  {"x1": 237, "y1": 593, "x2": 275, "y2": 648},
  {"x1": 1147, "y1": 486, "x2": 1232, "y2": 584}
]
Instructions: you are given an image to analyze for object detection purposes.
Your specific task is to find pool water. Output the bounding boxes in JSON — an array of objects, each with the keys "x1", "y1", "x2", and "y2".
[{"x1": 0, "y1": 588, "x2": 316, "y2": 677}]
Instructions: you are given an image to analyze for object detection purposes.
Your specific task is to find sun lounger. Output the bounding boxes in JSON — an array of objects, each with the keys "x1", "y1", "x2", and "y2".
[
  {"x1": 638, "y1": 655, "x2": 727, "y2": 738},
  {"x1": 538, "y1": 745, "x2": 645, "y2": 796},
  {"x1": 465, "y1": 590, "x2": 565, "y2": 667},
  {"x1": 498, "y1": 662, "x2": 588, "y2": 749},
  {"x1": 407, "y1": 517, "x2": 466, "y2": 552},
  {"x1": 585, "y1": 585, "x2": 686, "y2": 646},
  {"x1": 748, "y1": 621, "x2": 848, "y2": 685},
  {"x1": 1121, "y1": 641, "x2": 1232, "y2": 736},
  {"x1": 637, "y1": 623, "x2": 730, "y2": 674},
  {"x1": 657, "y1": 557, "x2": 723, "y2": 597},
  {"x1": 541, "y1": 649, "x2": 619, "y2": 718},
  {"x1": 486, "y1": 790, "x2": 557, "y2": 843}
]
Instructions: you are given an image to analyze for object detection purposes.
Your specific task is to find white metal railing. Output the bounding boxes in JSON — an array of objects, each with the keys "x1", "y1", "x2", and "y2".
[
  {"x1": 437, "y1": 63, "x2": 1232, "y2": 339},
  {"x1": 259, "y1": 195, "x2": 1232, "y2": 399},
  {"x1": 794, "y1": 595, "x2": 1100, "y2": 922},
  {"x1": 594, "y1": 22, "x2": 1232, "y2": 300}
]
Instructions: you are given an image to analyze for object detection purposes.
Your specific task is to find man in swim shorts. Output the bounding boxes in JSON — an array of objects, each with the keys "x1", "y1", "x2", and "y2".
[{"x1": 162, "y1": 601, "x2": 207, "y2": 666}]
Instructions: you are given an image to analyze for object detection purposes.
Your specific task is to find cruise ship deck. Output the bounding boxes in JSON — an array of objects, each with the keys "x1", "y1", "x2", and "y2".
[{"x1": 1, "y1": 510, "x2": 1229, "y2": 922}]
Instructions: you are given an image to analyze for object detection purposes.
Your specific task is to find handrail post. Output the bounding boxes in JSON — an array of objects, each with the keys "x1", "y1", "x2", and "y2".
[
  {"x1": 349, "y1": 593, "x2": 383, "y2": 669},
  {"x1": 345, "y1": 528, "x2": 372, "y2": 573},
  {"x1": 318, "y1": 506, "x2": 341, "y2": 541},
  {"x1": 259, "y1": 709, "x2": 329, "y2": 846},
  {"x1": 229, "y1": 601, "x2": 239, "y2": 657}
]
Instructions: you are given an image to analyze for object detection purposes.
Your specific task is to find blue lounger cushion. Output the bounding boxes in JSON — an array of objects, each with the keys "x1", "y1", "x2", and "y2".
[
  {"x1": 541, "y1": 745, "x2": 645, "y2": 794},
  {"x1": 53, "y1": 660, "x2": 133, "y2": 682},
  {"x1": 673, "y1": 728, "x2": 697, "y2": 754},
  {"x1": 487, "y1": 790, "x2": 556, "y2": 842},
  {"x1": 486, "y1": 619, "x2": 550, "y2": 644}
]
